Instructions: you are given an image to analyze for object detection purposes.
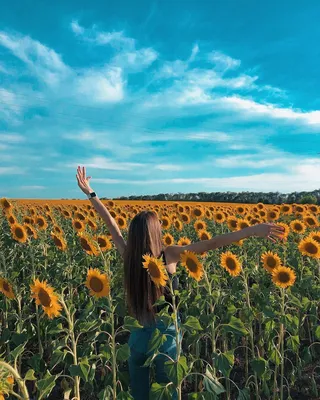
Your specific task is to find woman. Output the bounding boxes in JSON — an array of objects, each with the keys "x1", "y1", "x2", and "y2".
[{"x1": 76, "y1": 166, "x2": 284, "y2": 399}]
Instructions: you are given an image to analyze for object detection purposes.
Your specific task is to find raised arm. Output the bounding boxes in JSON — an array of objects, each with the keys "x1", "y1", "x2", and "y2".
[
  {"x1": 166, "y1": 223, "x2": 285, "y2": 263},
  {"x1": 76, "y1": 166, "x2": 126, "y2": 257}
]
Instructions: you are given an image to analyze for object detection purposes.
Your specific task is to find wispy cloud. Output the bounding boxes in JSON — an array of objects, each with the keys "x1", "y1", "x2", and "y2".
[
  {"x1": 0, "y1": 166, "x2": 24, "y2": 175},
  {"x1": 208, "y1": 50, "x2": 241, "y2": 72},
  {"x1": 20, "y1": 185, "x2": 45, "y2": 190}
]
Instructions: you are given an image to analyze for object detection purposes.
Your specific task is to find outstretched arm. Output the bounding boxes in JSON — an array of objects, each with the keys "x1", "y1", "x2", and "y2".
[
  {"x1": 76, "y1": 166, "x2": 126, "y2": 257},
  {"x1": 166, "y1": 223, "x2": 284, "y2": 263}
]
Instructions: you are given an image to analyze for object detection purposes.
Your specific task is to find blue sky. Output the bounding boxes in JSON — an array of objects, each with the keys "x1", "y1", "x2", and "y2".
[{"x1": 1, "y1": 0, "x2": 320, "y2": 199}]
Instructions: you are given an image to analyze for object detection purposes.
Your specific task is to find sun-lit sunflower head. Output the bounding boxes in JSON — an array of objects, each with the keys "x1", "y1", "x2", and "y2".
[
  {"x1": 227, "y1": 216, "x2": 238, "y2": 231},
  {"x1": 298, "y1": 237, "x2": 320, "y2": 259},
  {"x1": 275, "y1": 222, "x2": 290, "y2": 240},
  {"x1": 10, "y1": 223, "x2": 28, "y2": 243},
  {"x1": 267, "y1": 210, "x2": 280, "y2": 221},
  {"x1": 177, "y1": 237, "x2": 191, "y2": 246},
  {"x1": 142, "y1": 254, "x2": 168, "y2": 287},
  {"x1": 303, "y1": 216, "x2": 318, "y2": 229},
  {"x1": 96, "y1": 235, "x2": 112, "y2": 252},
  {"x1": 290, "y1": 220, "x2": 306, "y2": 234},
  {"x1": 194, "y1": 219, "x2": 207, "y2": 231},
  {"x1": 72, "y1": 218, "x2": 85, "y2": 232},
  {"x1": 192, "y1": 206, "x2": 204, "y2": 219},
  {"x1": 63, "y1": 209, "x2": 72, "y2": 219},
  {"x1": 213, "y1": 212, "x2": 226, "y2": 224},
  {"x1": 116, "y1": 215, "x2": 128, "y2": 230},
  {"x1": 6, "y1": 213, "x2": 17, "y2": 225},
  {"x1": 272, "y1": 266, "x2": 296, "y2": 289},
  {"x1": 197, "y1": 229, "x2": 212, "y2": 241},
  {"x1": 163, "y1": 233, "x2": 175, "y2": 246},
  {"x1": 280, "y1": 204, "x2": 292, "y2": 214},
  {"x1": 177, "y1": 204, "x2": 185, "y2": 213},
  {"x1": 220, "y1": 251, "x2": 242, "y2": 277},
  {"x1": 237, "y1": 219, "x2": 250, "y2": 230},
  {"x1": 30, "y1": 279, "x2": 62, "y2": 319},
  {"x1": 52, "y1": 225, "x2": 64, "y2": 235},
  {"x1": 180, "y1": 212, "x2": 191, "y2": 224},
  {"x1": 180, "y1": 251, "x2": 203, "y2": 281},
  {"x1": 261, "y1": 251, "x2": 282, "y2": 273},
  {"x1": 85, "y1": 268, "x2": 110, "y2": 297},
  {"x1": 24, "y1": 223, "x2": 38, "y2": 239},
  {"x1": 294, "y1": 205, "x2": 305, "y2": 214},
  {"x1": 173, "y1": 219, "x2": 183, "y2": 231},
  {"x1": 307, "y1": 231, "x2": 320, "y2": 244},
  {"x1": 35, "y1": 216, "x2": 48, "y2": 231},
  {"x1": 78, "y1": 233, "x2": 100, "y2": 256},
  {"x1": 0, "y1": 197, "x2": 12, "y2": 212},
  {"x1": 51, "y1": 233, "x2": 67, "y2": 251},
  {"x1": 257, "y1": 202, "x2": 264, "y2": 210},
  {"x1": 236, "y1": 206, "x2": 245, "y2": 215},
  {"x1": 0, "y1": 278, "x2": 15, "y2": 299}
]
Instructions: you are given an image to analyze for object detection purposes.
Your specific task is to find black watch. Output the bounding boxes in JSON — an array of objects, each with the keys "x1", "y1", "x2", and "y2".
[{"x1": 87, "y1": 192, "x2": 97, "y2": 199}]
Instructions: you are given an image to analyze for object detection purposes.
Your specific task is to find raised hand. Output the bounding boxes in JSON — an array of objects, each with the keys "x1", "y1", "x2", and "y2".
[
  {"x1": 76, "y1": 166, "x2": 93, "y2": 195},
  {"x1": 252, "y1": 223, "x2": 285, "y2": 243}
]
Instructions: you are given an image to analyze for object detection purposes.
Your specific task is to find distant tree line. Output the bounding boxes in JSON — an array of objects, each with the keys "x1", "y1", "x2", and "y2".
[{"x1": 105, "y1": 189, "x2": 320, "y2": 205}]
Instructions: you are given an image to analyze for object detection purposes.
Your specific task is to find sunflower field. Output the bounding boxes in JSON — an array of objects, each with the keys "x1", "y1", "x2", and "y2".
[{"x1": 0, "y1": 198, "x2": 319, "y2": 400}]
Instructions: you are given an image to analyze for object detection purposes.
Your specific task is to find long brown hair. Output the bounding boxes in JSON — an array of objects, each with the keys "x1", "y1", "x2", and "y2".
[{"x1": 123, "y1": 210, "x2": 164, "y2": 326}]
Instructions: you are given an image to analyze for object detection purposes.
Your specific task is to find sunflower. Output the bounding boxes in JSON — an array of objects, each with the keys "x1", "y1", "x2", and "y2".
[
  {"x1": 261, "y1": 251, "x2": 282, "y2": 273},
  {"x1": 192, "y1": 206, "x2": 204, "y2": 219},
  {"x1": 0, "y1": 198, "x2": 12, "y2": 212},
  {"x1": 173, "y1": 219, "x2": 183, "y2": 231},
  {"x1": 213, "y1": 212, "x2": 226, "y2": 224},
  {"x1": 10, "y1": 223, "x2": 28, "y2": 243},
  {"x1": 180, "y1": 251, "x2": 203, "y2": 281},
  {"x1": 115, "y1": 215, "x2": 127, "y2": 230},
  {"x1": 280, "y1": 204, "x2": 292, "y2": 215},
  {"x1": 52, "y1": 225, "x2": 64, "y2": 235},
  {"x1": 298, "y1": 237, "x2": 320, "y2": 259},
  {"x1": 89, "y1": 210, "x2": 96, "y2": 218},
  {"x1": 227, "y1": 217, "x2": 238, "y2": 231},
  {"x1": 0, "y1": 278, "x2": 15, "y2": 299},
  {"x1": 290, "y1": 220, "x2": 306, "y2": 234},
  {"x1": 87, "y1": 218, "x2": 97, "y2": 231},
  {"x1": 160, "y1": 216, "x2": 171, "y2": 230},
  {"x1": 177, "y1": 237, "x2": 191, "y2": 246},
  {"x1": 180, "y1": 213, "x2": 191, "y2": 224},
  {"x1": 220, "y1": 251, "x2": 242, "y2": 277},
  {"x1": 79, "y1": 233, "x2": 100, "y2": 256},
  {"x1": 30, "y1": 279, "x2": 62, "y2": 319},
  {"x1": 294, "y1": 205, "x2": 305, "y2": 215},
  {"x1": 51, "y1": 233, "x2": 67, "y2": 251},
  {"x1": 6, "y1": 213, "x2": 17, "y2": 225},
  {"x1": 249, "y1": 218, "x2": 260, "y2": 226},
  {"x1": 63, "y1": 209, "x2": 72, "y2": 219},
  {"x1": 197, "y1": 229, "x2": 212, "y2": 241},
  {"x1": 142, "y1": 254, "x2": 168, "y2": 287},
  {"x1": 96, "y1": 235, "x2": 112, "y2": 252},
  {"x1": 276, "y1": 222, "x2": 290, "y2": 240},
  {"x1": 237, "y1": 219, "x2": 250, "y2": 230},
  {"x1": 109, "y1": 210, "x2": 117, "y2": 218},
  {"x1": 163, "y1": 233, "x2": 175, "y2": 246},
  {"x1": 303, "y1": 215, "x2": 318, "y2": 229},
  {"x1": 107, "y1": 200, "x2": 115, "y2": 208},
  {"x1": 308, "y1": 231, "x2": 320, "y2": 244},
  {"x1": 267, "y1": 210, "x2": 280, "y2": 221},
  {"x1": 72, "y1": 219, "x2": 85, "y2": 232},
  {"x1": 177, "y1": 204, "x2": 185, "y2": 213},
  {"x1": 30, "y1": 207, "x2": 37, "y2": 216},
  {"x1": 24, "y1": 223, "x2": 38, "y2": 239},
  {"x1": 23, "y1": 216, "x2": 33, "y2": 224},
  {"x1": 85, "y1": 268, "x2": 110, "y2": 297},
  {"x1": 194, "y1": 220, "x2": 207, "y2": 231},
  {"x1": 236, "y1": 206, "x2": 245, "y2": 215},
  {"x1": 272, "y1": 266, "x2": 296, "y2": 289},
  {"x1": 35, "y1": 216, "x2": 48, "y2": 231}
]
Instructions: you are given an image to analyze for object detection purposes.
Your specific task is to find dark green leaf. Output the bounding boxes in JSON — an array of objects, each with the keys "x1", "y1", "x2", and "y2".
[
  {"x1": 117, "y1": 391, "x2": 134, "y2": 400},
  {"x1": 287, "y1": 335, "x2": 300, "y2": 352},
  {"x1": 148, "y1": 329, "x2": 167, "y2": 354},
  {"x1": 37, "y1": 372, "x2": 57, "y2": 400},
  {"x1": 250, "y1": 358, "x2": 267, "y2": 378},
  {"x1": 164, "y1": 356, "x2": 188, "y2": 386},
  {"x1": 183, "y1": 316, "x2": 202, "y2": 332},
  {"x1": 222, "y1": 316, "x2": 248, "y2": 336},
  {"x1": 213, "y1": 351, "x2": 234, "y2": 377},
  {"x1": 315, "y1": 325, "x2": 320, "y2": 340},
  {"x1": 123, "y1": 316, "x2": 143, "y2": 332},
  {"x1": 203, "y1": 368, "x2": 225, "y2": 395},
  {"x1": 10, "y1": 343, "x2": 25, "y2": 361},
  {"x1": 237, "y1": 388, "x2": 250, "y2": 400},
  {"x1": 150, "y1": 382, "x2": 175, "y2": 400},
  {"x1": 25, "y1": 369, "x2": 37, "y2": 381},
  {"x1": 28, "y1": 354, "x2": 46, "y2": 373},
  {"x1": 50, "y1": 349, "x2": 66, "y2": 368},
  {"x1": 117, "y1": 343, "x2": 131, "y2": 362},
  {"x1": 11, "y1": 332, "x2": 28, "y2": 346}
]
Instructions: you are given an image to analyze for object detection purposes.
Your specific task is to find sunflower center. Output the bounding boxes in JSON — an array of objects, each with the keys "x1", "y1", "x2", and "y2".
[
  {"x1": 201, "y1": 233, "x2": 209, "y2": 241},
  {"x1": 118, "y1": 219, "x2": 125, "y2": 226},
  {"x1": 226, "y1": 258, "x2": 237, "y2": 270},
  {"x1": 38, "y1": 288, "x2": 52, "y2": 307},
  {"x1": 294, "y1": 224, "x2": 303, "y2": 232},
  {"x1": 37, "y1": 219, "x2": 45, "y2": 227},
  {"x1": 75, "y1": 221, "x2": 82, "y2": 229},
  {"x1": 186, "y1": 258, "x2": 198, "y2": 272},
  {"x1": 15, "y1": 227, "x2": 24, "y2": 239},
  {"x1": 80, "y1": 238, "x2": 91, "y2": 251},
  {"x1": 278, "y1": 272, "x2": 290, "y2": 283},
  {"x1": 53, "y1": 236, "x2": 63, "y2": 247},
  {"x1": 306, "y1": 218, "x2": 315, "y2": 226},
  {"x1": 231, "y1": 221, "x2": 237, "y2": 228},
  {"x1": 266, "y1": 257, "x2": 277, "y2": 268},
  {"x1": 148, "y1": 261, "x2": 161, "y2": 278},
  {"x1": 90, "y1": 277, "x2": 104, "y2": 292},
  {"x1": 194, "y1": 209, "x2": 201, "y2": 216},
  {"x1": 3, "y1": 281, "x2": 10, "y2": 292},
  {"x1": 98, "y1": 238, "x2": 107, "y2": 247},
  {"x1": 305, "y1": 242, "x2": 318, "y2": 254}
]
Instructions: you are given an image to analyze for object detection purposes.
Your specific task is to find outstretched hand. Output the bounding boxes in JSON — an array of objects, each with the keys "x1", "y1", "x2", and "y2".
[
  {"x1": 252, "y1": 223, "x2": 285, "y2": 243},
  {"x1": 76, "y1": 166, "x2": 93, "y2": 195}
]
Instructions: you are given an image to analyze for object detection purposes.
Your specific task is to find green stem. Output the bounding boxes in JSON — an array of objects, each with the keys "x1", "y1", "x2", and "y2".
[
  {"x1": 280, "y1": 289, "x2": 285, "y2": 400},
  {"x1": 0, "y1": 361, "x2": 30, "y2": 400},
  {"x1": 109, "y1": 296, "x2": 117, "y2": 400}
]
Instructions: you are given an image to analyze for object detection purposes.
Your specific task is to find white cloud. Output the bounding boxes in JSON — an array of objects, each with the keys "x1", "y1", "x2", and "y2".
[
  {"x1": 186, "y1": 131, "x2": 231, "y2": 142},
  {"x1": 71, "y1": 20, "x2": 85, "y2": 35},
  {"x1": 20, "y1": 185, "x2": 45, "y2": 190},
  {"x1": 0, "y1": 166, "x2": 24, "y2": 175},
  {"x1": 0, "y1": 133, "x2": 25, "y2": 143},
  {"x1": 154, "y1": 164, "x2": 183, "y2": 171},
  {"x1": 0, "y1": 89, "x2": 22, "y2": 122},
  {"x1": 67, "y1": 156, "x2": 145, "y2": 171},
  {"x1": 208, "y1": 50, "x2": 241, "y2": 71},
  {"x1": 112, "y1": 47, "x2": 158, "y2": 70},
  {"x1": 76, "y1": 67, "x2": 124, "y2": 103},
  {"x1": 0, "y1": 31, "x2": 70, "y2": 86}
]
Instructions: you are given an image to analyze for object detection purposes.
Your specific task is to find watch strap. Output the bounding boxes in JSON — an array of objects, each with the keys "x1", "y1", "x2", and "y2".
[{"x1": 87, "y1": 192, "x2": 97, "y2": 199}]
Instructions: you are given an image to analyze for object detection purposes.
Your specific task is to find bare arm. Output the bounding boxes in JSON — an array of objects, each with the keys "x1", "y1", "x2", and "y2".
[
  {"x1": 76, "y1": 166, "x2": 126, "y2": 257},
  {"x1": 166, "y1": 223, "x2": 284, "y2": 263}
]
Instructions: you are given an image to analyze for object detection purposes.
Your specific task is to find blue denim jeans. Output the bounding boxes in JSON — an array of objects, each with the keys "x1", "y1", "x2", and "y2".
[{"x1": 128, "y1": 318, "x2": 181, "y2": 400}]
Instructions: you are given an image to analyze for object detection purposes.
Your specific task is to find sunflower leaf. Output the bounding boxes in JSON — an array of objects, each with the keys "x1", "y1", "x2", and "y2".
[
  {"x1": 203, "y1": 367, "x2": 225, "y2": 395},
  {"x1": 123, "y1": 316, "x2": 143, "y2": 332},
  {"x1": 213, "y1": 351, "x2": 234, "y2": 377},
  {"x1": 182, "y1": 316, "x2": 202, "y2": 332},
  {"x1": 150, "y1": 382, "x2": 175, "y2": 400},
  {"x1": 37, "y1": 371, "x2": 58, "y2": 400},
  {"x1": 147, "y1": 328, "x2": 167, "y2": 354},
  {"x1": 222, "y1": 316, "x2": 248, "y2": 336},
  {"x1": 164, "y1": 356, "x2": 188, "y2": 386},
  {"x1": 250, "y1": 358, "x2": 267, "y2": 378},
  {"x1": 237, "y1": 388, "x2": 250, "y2": 400},
  {"x1": 117, "y1": 343, "x2": 131, "y2": 362}
]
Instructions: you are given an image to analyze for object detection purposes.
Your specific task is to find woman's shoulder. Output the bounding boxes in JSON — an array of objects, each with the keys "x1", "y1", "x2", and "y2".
[{"x1": 163, "y1": 246, "x2": 178, "y2": 274}]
